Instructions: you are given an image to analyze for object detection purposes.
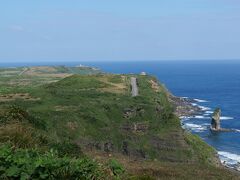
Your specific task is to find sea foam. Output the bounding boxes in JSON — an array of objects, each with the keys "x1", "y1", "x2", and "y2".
[
  {"x1": 192, "y1": 115, "x2": 210, "y2": 119},
  {"x1": 220, "y1": 116, "x2": 234, "y2": 120},
  {"x1": 218, "y1": 151, "x2": 240, "y2": 168},
  {"x1": 205, "y1": 111, "x2": 214, "y2": 114},
  {"x1": 198, "y1": 105, "x2": 211, "y2": 111},
  {"x1": 179, "y1": 116, "x2": 190, "y2": 119},
  {"x1": 183, "y1": 123, "x2": 207, "y2": 132},
  {"x1": 234, "y1": 129, "x2": 240, "y2": 133},
  {"x1": 194, "y1": 98, "x2": 209, "y2": 103}
]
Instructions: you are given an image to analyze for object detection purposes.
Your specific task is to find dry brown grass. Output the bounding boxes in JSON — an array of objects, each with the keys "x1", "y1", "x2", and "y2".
[
  {"x1": 67, "y1": 121, "x2": 79, "y2": 131},
  {"x1": 98, "y1": 75, "x2": 128, "y2": 94},
  {"x1": 0, "y1": 93, "x2": 40, "y2": 102},
  {"x1": 149, "y1": 80, "x2": 160, "y2": 92},
  {"x1": 0, "y1": 122, "x2": 43, "y2": 148},
  {"x1": 84, "y1": 151, "x2": 240, "y2": 180},
  {"x1": 22, "y1": 66, "x2": 71, "y2": 78},
  {"x1": 0, "y1": 70, "x2": 21, "y2": 75},
  {"x1": 54, "y1": 105, "x2": 79, "y2": 112}
]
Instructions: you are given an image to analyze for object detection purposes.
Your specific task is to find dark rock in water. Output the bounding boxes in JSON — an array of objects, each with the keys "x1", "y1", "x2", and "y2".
[
  {"x1": 210, "y1": 108, "x2": 235, "y2": 132},
  {"x1": 211, "y1": 108, "x2": 221, "y2": 131}
]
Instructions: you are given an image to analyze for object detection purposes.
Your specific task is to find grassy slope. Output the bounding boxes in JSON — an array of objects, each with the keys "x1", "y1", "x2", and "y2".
[{"x1": 0, "y1": 67, "x2": 239, "y2": 179}]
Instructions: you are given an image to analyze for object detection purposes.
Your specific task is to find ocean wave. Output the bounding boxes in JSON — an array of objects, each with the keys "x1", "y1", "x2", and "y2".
[
  {"x1": 201, "y1": 123, "x2": 211, "y2": 126},
  {"x1": 194, "y1": 98, "x2": 209, "y2": 103},
  {"x1": 233, "y1": 129, "x2": 240, "y2": 132},
  {"x1": 220, "y1": 116, "x2": 234, "y2": 120},
  {"x1": 180, "y1": 116, "x2": 190, "y2": 119},
  {"x1": 218, "y1": 151, "x2": 240, "y2": 168},
  {"x1": 180, "y1": 115, "x2": 211, "y2": 120},
  {"x1": 198, "y1": 105, "x2": 211, "y2": 111},
  {"x1": 192, "y1": 115, "x2": 210, "y2": 119},
  {"x1": 183, "y1": 123, "x2": 207, "y2": 132},
  {"x1": 205, "y1": 111, "x2": 214, "y2": 114},
  {"x1": 191, "y1": 103, "x2": 198, "y2": 106}
]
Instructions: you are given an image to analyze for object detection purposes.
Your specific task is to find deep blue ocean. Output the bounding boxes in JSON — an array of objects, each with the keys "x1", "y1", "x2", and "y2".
[{"x1": 1, "y1": 61, "x2": 240, "y2": 168}]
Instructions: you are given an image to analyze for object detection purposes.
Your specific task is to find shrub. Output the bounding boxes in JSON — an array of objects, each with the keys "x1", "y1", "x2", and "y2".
[
  {"x1": 0, "y1": 145, "x2": 105, "y2": 180},
  {"x1": 0, "y1": 105, "x2": 47, "y2": 130},
  {"x1": 5, "y1": 105, "x2": 29, "y2": 122},
  {"x1": 49, "y1": 141, "x2": 83, "y2": 158},
  {"x1": 107, "y1": 159, "x2": 125, "y2": 177},
  {"x1": 0, "y1": 122, "x2": 48, "y2": 149}
]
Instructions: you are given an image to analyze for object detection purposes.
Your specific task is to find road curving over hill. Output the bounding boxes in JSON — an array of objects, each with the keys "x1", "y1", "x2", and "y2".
[{"x1": 130, "y1": 77, "x2": 138, "y2": 97}]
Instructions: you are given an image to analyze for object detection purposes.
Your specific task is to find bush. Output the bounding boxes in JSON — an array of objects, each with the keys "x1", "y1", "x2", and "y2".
[
  {"x1": 0, "y1": 145, "x2": 105, "y2": 180},
  {"x1": 5, "y1": 105, "x2": 29, "y2": 122},
  {"x1": 0, "y1": 105, "x2": 47, "y2": 130},
  {"x1": 108, "y1": 159, "x2": 125, "y2": 177},
  {"x1": 0, "y1": 123, "x2": 48, "y2": 149},
  {"x1": 49, "y1": 142, "x2": 83, "y2": 158}
]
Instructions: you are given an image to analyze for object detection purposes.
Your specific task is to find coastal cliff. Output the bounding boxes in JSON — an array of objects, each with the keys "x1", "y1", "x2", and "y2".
[{"x1": 0, "y1": 67, "x2": 239, "y2": 179}]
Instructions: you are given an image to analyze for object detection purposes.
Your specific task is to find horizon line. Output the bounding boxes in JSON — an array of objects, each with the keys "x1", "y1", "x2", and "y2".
[{"x1": 1, "y1": 59, "x2": 240, "y2": 63}]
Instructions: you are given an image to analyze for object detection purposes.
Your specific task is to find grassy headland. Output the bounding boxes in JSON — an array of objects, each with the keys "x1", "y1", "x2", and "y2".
[{"x1": 0, "y1": 66, "x2": 238, "y2": 179}]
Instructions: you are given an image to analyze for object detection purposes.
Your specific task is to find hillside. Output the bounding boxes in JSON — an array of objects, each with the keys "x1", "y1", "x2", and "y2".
[{"x1": 0, "y1": 66, "x2": 239, "y2": 179}]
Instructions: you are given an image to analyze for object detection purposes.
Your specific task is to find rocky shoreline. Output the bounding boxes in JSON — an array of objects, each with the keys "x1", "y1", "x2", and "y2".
[
  {"x1": 170, "y1": 95, "x2": 240, "y2": 173},
  {"x1": 169, "y1": 95, "x2": 204, "y2": 117}
]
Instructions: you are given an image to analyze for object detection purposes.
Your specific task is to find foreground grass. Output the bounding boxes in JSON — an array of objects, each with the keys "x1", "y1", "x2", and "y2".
[{"x1": 0, "y1": 145, "x2": 108, "y2": 180}]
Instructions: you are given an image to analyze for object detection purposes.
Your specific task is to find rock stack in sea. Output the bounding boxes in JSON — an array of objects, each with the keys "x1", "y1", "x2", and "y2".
[
  {"x1": 211, "y1": 108, "x2": 221, "y2": 131},
  {"x1": 210, "y1": 108, "x2": 234, "y2": 132}
]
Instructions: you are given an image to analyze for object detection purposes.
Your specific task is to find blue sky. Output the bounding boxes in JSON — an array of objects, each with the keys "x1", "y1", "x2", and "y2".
[{"x1": 0, "y1": 0, "x2": 240, "y2": 62}]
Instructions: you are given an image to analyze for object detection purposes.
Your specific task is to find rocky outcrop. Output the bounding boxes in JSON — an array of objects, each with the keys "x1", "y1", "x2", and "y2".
[
  {"x1": 210, "y1": 108, "x2": 234, "y2": 132},
  {"x1": 104, "y1": 142, "x2": 114, "y2": 152},
  {"x1": 123, "y1": 108, "x2": 136, "y2": 119},
  {"x1": 169, "y1": 96, "x2": 203, "y2": 117},
  {"x1": 122, "y1": 141, "x2": 129, "y2": 155},
  {"x1": 121, "y1": 122, "x2": 148, "y2": 133},
  {"x1": 211, "y1": 108, "x2": 221, "y2": 131},
  {"x1": 123, "y1": 107, "x2": 144, "y2": 119},
  {"x1": 77, "y1": 139, "x2": 115, "y2": 153}
]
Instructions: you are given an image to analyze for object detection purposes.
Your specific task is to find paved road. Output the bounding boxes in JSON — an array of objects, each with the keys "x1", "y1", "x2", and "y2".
[
  {"x1": 18, "y1": 67, "x2": 28, "y2": 76},
  {"x1": 130, "y1": 77, "x2": 138, "y2": 97}
]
